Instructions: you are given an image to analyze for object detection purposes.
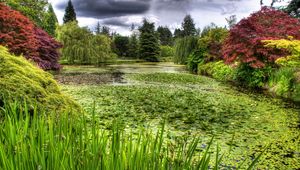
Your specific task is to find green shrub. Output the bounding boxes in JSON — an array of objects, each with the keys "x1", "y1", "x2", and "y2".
[
  {"x1": 0, "y1": 46, "x2": 79, "y2": 113},
  {"x1": 268, "y1": 67, "x2": 300, "y2": 101},
  {"x1": 198, "y1": 61, "x2": 235, "y2": 81},
  {"x1": 234, "y1": 64, "x2": 272, "y2": 88},
  {"x1": 159, "y1": 46, "x2": 174, "y2": 58}
]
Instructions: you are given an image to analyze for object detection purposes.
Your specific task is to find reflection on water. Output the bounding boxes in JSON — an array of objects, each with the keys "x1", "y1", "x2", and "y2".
[
  {"x1": 57, "y1": 62, "x2": 187, "y2": 85},
  {"x1": 108, "y1": 62, "x2": 187, "y2": 74}
]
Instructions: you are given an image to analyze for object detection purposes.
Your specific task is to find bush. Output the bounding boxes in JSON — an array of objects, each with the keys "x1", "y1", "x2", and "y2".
[
  {"x1": 234, "y1": 64, "x2": 272, "y2": 88},
  {"x1": 198, "y1": 61, "x2": 235, "y2": 81},
  {"x1": 0, "y1": 3, "x2": 62, "y2": 70},
  {"x1": 0, "y1": 46, "x2": 78, "y2": 113},
  {"x1": 263, "y1": 38, "x2": 300, "y2": 67},
  {"x1": 223, "y1": 7, "x2": 300, "y2": 68},
  {"x1": 268, "y1": 67, "x2": 300, "y2": 101},
  {"x1": 159, "y1": 45, "x2": 174, "y2": 61}
]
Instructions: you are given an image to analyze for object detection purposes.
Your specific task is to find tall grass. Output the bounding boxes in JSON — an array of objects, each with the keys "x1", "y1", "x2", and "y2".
[{"x1": 0, "y1": 101, "x2": 263, "y2": 169}]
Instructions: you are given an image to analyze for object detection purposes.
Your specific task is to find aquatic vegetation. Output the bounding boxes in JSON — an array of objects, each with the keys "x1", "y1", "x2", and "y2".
[{"x1": 62, "y1": 72, "x2": 300, "y2": 169}]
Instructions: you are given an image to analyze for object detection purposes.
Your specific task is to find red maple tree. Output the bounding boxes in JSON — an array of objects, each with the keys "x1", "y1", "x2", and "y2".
[
  {"x1": 222, "y1": 7, "x2": 300, "y2": 68},
  {"x1": 0, "y1": 3, "x2": 61, "y2": 70}
]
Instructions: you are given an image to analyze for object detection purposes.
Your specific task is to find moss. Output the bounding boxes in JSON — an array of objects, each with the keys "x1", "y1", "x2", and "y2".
[{"x1": 0, "y1": 46, "x2": 79, "y2": 113}]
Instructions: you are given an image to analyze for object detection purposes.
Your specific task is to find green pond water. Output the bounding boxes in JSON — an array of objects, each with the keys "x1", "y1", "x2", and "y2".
[{"x1": 58, "y1": 62, "x2": 300, "y2": 169}]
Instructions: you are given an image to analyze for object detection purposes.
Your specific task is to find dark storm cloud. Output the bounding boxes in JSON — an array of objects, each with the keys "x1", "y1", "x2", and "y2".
[
  {"x1": 102, "y1": 17, "x2": 131, "y2": 27},
  {"x1": 57, "y1": 0, "x2": 151, "y2": 18}
]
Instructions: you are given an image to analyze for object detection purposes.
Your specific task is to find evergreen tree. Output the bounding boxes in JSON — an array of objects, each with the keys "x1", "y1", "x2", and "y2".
[
  {"x1": 157, "y1": 26, "x2": 173, "y2": 46},
  {"x1": 63, "y1": 0, "x2": 77, "y2": 24},
  {"x1": 128, "y1": 34, "x2": 139, "y2": 58},
  {"x1": 174, "y1": 28, "x2": 183, "y2": 39},
  {"x1": 181, "y1": 14, "x2": 196, "y2": 37},
  {"x1": 101, "y1": 26, "x2": 110, "y2": 36},
  {"x1": 139, "y1": 19, "x2": 160, "y2": 61},
  {"x1": 225, "y1": 15, "x2": 237, "y2": 29},
  {"x1": 113, "y1": 35, "x2": 129, "y2": 57},
  {"x1": 45, "y1": 4, "x2": 58, "y2": 37},
  {"x1": 95, "y1": 22, "x2": 101, "y2": 34}
]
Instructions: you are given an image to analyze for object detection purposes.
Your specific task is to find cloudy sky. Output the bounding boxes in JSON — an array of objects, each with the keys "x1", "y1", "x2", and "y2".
[{"x1": 48, "y1": 0, "x2": 287, "y2": 35}]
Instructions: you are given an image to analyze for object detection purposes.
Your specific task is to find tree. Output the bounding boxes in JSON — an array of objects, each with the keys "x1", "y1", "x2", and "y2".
[
  {"x1": 0, "y1": 3, "x2": 62, "y2": 70},
  {"x1": 157, "y1": 26, "x2": 173, "y2": 46},
  {"x1": 284, "y1": 0, "x2": 300, "y2": 18},
  {"x1": 113, "y1": 35, "x2": 130, "y2": 57},
  {"x1": 95, "y1": 22, "x2": 101, "y2": 35},
  {"x1": 101, "y1": 26, "x2": 110, "y2": 36},
  {"x1": 181, "y1": 14, "x2": 196, "y2": 37},
  {"x1": 44, "y1": 4, "x2": 58, "y2": 37},
  {"x1": 56, "y1": 22, "x2": 115, "y2": 65},
  {"x1": 174, "y1": 28, "x2": 183, "y2": 39},
  {"x1": 63, "y1": 0, "x2": 77, "y2": 24},
  {"x1": 128, "y1": 34, "x2": 139, "y2": 58},
  {"x1": 139, "y1": 19, "x2": 160, "y2": 61},
  {"x1": 222, "y1": 7, "x2": 300, "y2": 68},
  {"x1": 174, "y1": 37, "x2": 198, "y2": 64},
  {"x1": 0, "y1": 0, "x2": 48, "y2": 30},
  {"x1": 225, "y1": 15, "x2": 237, "y2": 29}
]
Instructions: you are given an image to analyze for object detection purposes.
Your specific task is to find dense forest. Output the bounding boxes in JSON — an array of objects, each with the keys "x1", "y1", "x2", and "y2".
[{"x1": 0, "y1": 0, "x2": 299, "y2": 169}]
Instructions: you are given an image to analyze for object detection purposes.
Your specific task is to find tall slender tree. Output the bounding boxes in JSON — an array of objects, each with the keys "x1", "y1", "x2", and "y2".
[
  {"x1": 139, "y1": 19, "x2": 160, "y2": 61},
  {"x1": 95, "y1": 22, "x2": 101, "y2": 34},
  {"x1": 63, "y1": 0, "x2": 77, "y2": 24},
  {"x1": 45, "y1": 4, "x2": 58, "y2": 37},
  {"x1": 181, "y1": 14, "x2": 196, "y2": 37},
  {"x1": 128, "y1": 34, "x2": 139, "y2": 58}
]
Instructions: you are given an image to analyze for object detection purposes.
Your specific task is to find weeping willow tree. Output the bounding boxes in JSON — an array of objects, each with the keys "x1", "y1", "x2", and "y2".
[
  {"x1": 174, "y1": 37, "x2": 198, "y2": 64},
  {"x1": 56, "y1": 22, "x2": 116, "y2": 65}
]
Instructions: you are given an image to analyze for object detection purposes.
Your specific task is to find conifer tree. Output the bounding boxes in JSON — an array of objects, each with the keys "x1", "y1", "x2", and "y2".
[
  {"x1": 181, "y1": 14, "x2": 196, "y2": 37},
  {"x1": 95, "y1": 22, "x2": 101, "y2": 34},
  {"x1": 45, "y1": 4, "x2": 58, "y2": 37},
  {"x1": 63, "y1": 0, "x2": 77, "y2": 24},
  {"x1": 157, "y1": 26, "x2": 173, "y2": 46},
  {"x1": 139, "y1": 19, "x2": 160, "y2": 61}
]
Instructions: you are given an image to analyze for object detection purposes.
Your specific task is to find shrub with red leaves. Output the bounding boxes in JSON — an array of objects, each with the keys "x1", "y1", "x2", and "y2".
[
  {"x1": 0, "y1": 3, "x2": 61, "y2": 70},
  {"x1": 222, "y1": 7, "x2": 300, "y2": 68}
]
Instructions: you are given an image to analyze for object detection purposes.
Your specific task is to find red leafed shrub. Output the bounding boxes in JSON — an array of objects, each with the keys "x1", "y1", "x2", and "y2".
[
  {"x1": 0, "y1": 3, "x2": 61, "y2": 70},
  {"x1": 222, "y1": 7, "x2": 300, "y2": 68}
]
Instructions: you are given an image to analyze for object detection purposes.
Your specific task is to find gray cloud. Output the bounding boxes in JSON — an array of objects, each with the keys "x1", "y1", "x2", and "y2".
[{"x1": 57, "y1": 0, "x2": 151, "y2": 18}]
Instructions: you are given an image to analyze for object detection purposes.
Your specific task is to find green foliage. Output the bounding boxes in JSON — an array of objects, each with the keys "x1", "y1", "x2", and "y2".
[
  {"x1": 0, "y1": 101, "x2": 266, "y2": 169},
  {"x1": 268, "y1": 67, "x2": 300, "y2": 101},
  {"x1": 62, "y1": 70, "x2": 299, "y2": 169},
  {"x1": 56, "y1": 22, "x2": 116, "y2": 65},
  {"x1": 139, "y1": 19, "x2": 160, "y2": 62},
  {"x1": 263, "y1": 38, "x2": 300, "y2": 67},
  {"x1": 197, "y1": 61, "x2": 235, "y2": 81},
  {"x1": 0, "y1": 0, "x2": 58, "y2": 36},
  {"x1": 157, "y1": 26, "x2": 173, "y2": 46},
  {"x1": 234, "y1": 64, "x2": 272, "y2": 88},
  {"x1": 63, "y1": 0, "x2": 77, "y2": 24},
  {"x1": 0, "y1": 46, "x2": 78, "y2": 113},
  {"x1": 44, "y1": 4, "x2": 58, "y2": 37},
  {"x1": 187, "y1": 26, "x2": 228, "y2": 73},
  {"x1": 128, "y1": 34, "x2": 139, "y2": 58},
  {"x1": 113, "y1": 35, "x2": 129, "y2": 57},
  {"x1": 174, "y1": 37, "x2": 198, "y2": 64},
  {"x1": 159, "y1": 45, "x2": 174, "y2": 61},
  {"x1": 181, "y1": 14, "x2": 196, "y2": 37}
]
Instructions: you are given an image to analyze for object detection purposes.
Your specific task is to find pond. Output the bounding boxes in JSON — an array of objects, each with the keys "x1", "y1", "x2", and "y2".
[
  {"x1": 55, "y1": 62, "x2": 186, "y2": 85},
  {"x1": 57, "y1": 62, "x2": 300, "y2": 169}
]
